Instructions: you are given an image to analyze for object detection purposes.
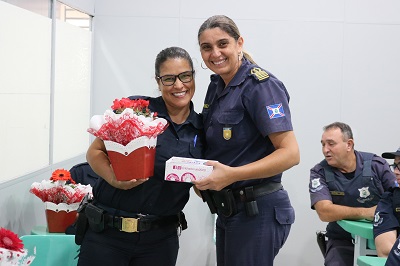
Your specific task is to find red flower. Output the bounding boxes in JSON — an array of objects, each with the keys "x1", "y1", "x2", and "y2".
[
  {"x1": 0, "y1": 227, "x2": 24, "y2": 252},
  {"x1": 111, "y1": 98, "x2": 153, "y2": 116},
  {"x1": 50, "y1": 169, "x2": 75, "y2": 184},
  {"x1": 111, "y1": 99, "x2": 122, "y2": 110}
]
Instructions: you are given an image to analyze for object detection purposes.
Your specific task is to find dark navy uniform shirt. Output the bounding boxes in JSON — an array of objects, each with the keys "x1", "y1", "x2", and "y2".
[
  {"x1": 70, "y1": 162, "x2": 100, "y2": 187},
  {"x1": 373, "y1": 191, "x2": 400, "y2": 238},
  {"x1": 386, "y1": 234, "x2": 400, "y2": 265},
  {"x1": 201, "y1": 58, "x2": 293, "y2": 189},
  {"x1": 309, "y1": 151, "x2": 396, "y2": 239},
  {"x1": 93, "y1": 96, "x2": 205, "y2": 216}
]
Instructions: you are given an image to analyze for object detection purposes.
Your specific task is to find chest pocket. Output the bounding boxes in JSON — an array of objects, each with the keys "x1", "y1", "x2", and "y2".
[
  {"x1": 217, "y1": 110, "x2": 244, "y2": 125},
  {"x1": 217, "y1": 110, "x2": 244, "y2": 141}
]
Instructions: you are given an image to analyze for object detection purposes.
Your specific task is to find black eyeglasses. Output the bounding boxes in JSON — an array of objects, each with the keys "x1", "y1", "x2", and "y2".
[
  {"x1": 157, "y1": 71, "x2": 194, "y2": 86},
  {"x1": 390, "y1": 163, "x2": 400, "y2": 172}
]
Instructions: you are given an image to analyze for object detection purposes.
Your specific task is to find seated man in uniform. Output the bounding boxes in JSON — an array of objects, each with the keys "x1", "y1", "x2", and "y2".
[
  {"x1": 308, "y1": 122, "x2": 396, "y2": 266},
  {"x1": 373, "y1": 147, "x2": 400, "y2": 257}
]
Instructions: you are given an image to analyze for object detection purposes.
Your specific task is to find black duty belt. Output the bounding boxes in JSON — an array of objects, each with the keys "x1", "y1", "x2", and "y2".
[
  {"x1": 232, "y1": 182, "x2": 283, "y2": 202},
  {"x1": 94, "y1": 203, "x2": 180, "y2": 233},
  {"x1": 106, "y1": 214, "x2": 179, "y2": 233}
]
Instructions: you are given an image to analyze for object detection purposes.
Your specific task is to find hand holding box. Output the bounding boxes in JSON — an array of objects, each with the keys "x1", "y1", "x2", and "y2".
[{"x1": 165, "y1": 157, "x2": 213, "y2": 183}]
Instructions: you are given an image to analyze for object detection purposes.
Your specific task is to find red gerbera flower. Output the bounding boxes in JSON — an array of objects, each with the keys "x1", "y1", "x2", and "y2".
[
  {"x1": 50, "y1": 169, "x2": 75, "y2": 184},
  {"x1": 0, "y1": 227, "x2": 24, "y2": 252}
]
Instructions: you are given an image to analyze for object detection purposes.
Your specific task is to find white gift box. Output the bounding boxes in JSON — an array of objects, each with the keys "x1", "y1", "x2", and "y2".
[{"x1": 164, "y1": 157, "x2": 213, "y2": 183}]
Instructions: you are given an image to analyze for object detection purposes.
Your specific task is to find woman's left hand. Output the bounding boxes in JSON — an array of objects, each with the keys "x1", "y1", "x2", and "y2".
[{"x1": 192, "y1": 161, "x2": 233, "y2": 191}]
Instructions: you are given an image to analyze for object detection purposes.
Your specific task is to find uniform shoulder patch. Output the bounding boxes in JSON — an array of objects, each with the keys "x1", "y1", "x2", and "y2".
[{"x1": 250, "y1": 67, "x2": 269, "y2": 82}]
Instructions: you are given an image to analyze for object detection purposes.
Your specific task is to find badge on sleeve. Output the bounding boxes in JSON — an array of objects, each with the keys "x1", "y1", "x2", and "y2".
[
  {"x1": 373, "y1": 212, "x2": 383, "y2": 226},
  {"x1": 310, "y1": 178, "x2": 323, "y2": 193},
  {"x1": 311, "y1": 178, "x2": 321, "y2": 189},
  {"x1": 223, "y1": 127, "x2": 232, "y2": 140},
  {"x1": 393, "y1": 242, "x2": 400, "y2": 257},
  {"x1": 266, "y1": 103, "x2": 285, "y2": 119},
  {"x1": 250, "y1": 67, "x2": 269, "y2": 81}
]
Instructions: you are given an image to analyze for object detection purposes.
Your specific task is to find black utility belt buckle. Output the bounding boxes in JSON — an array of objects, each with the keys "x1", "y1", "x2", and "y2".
[{"x1": 121, "y1": 217, "x2": 139, "y2": 233}]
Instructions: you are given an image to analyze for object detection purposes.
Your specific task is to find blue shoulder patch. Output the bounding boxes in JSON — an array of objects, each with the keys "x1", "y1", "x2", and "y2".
[{"x1": 266, "y1": 103, "x2": 285, "y2": 119}]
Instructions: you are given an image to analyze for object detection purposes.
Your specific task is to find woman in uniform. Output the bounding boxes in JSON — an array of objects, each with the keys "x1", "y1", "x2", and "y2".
[
  {"x1": 78, "y1": 47, "x2": 205, "y2": 266},
  {"x1": 193, "y1": 15, "x2": 300, "y2": 266}
]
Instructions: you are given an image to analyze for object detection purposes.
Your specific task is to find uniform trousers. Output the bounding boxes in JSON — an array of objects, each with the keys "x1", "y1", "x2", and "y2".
[
  {"x1": 216, "y1": 189, "x2": 294, "y2": 266},
  {"x1": 77, "y1": 224, "x2": 179, "y2": 266},
  {"x1": 325, "y1": 238, "x2": 353, "y2": 266}
]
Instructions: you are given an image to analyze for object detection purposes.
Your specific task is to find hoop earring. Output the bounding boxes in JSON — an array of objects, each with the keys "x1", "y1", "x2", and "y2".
[
  {"x1": 238, "y1": 51, "x2": 243, "y2": 61},
  {"x1": 201, "y1": 61, "x2": 208, "y2": 70}
]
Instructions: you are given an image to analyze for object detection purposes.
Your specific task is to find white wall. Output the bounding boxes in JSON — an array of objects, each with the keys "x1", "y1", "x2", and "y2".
[
  {"x1": 0, "y1": 0, "x2": 94, "y2": 244},
  {"x1": 92, "y1": 1, "x2": 400, "y2": 265}
]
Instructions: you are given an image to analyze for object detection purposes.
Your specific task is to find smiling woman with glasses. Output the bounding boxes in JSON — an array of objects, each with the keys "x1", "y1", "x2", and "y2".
[
  {"x1": 81, "y1": 46, "x2": 205, "y2": 266},
  {"x1": 157, "y1": 70, "x2": 194, "y2": 86}
]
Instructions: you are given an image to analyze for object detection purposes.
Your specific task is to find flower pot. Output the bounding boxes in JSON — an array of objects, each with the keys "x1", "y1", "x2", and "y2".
[
  {"x1": 104, "y1": 136, "x2": 157, "y2": 181},
  {"x1": 44, "y1": 202, "x2": 79, "y2": 233}
]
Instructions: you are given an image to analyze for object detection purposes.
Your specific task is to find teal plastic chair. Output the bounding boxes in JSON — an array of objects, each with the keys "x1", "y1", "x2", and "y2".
[
  {"x1": 20, "y1": 234, "x2": 79, "y2": 266},
  {"x1": 337, "y1": 220, "x2": 377, "y2": 265},
  {"x1": 357, "y1": 256, "x2": 387, "y2": 266}
]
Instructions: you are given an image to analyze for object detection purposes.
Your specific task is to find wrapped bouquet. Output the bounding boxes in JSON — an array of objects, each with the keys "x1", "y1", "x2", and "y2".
[
  {"x1": 30, "y1": 169, "x2": 92, "y2": 232},
  {"x1": 87, "y1": 98, "x2": 168, "y2": 180},
  {"x1": 30, "y1": 169, "x2": 92, "y2": 205},
  {"x1": 0, "y1": 227, "x2": 35, "y2": 265}
]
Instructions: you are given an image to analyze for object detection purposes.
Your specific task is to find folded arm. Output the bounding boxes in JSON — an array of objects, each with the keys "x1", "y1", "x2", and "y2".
[{"x1": 314, "y1": 200, "x2": 377, "y2": 222}]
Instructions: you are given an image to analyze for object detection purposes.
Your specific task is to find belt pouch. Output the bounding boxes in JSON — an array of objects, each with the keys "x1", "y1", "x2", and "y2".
[
  {"x1": 200, "y1": 190, "x2": 217, "y2": 214},
  {"x1": 244, "y1": 187, "x2": 259, "y2": 217},
  {"x1": 212, "y1": 189, "x2": 237, "y2": 217},
  {"x1": 75, "y1": 212, "x2": 88, "y2": 245},
  {"x1": 179, "y1": 211, "x2": 188, "y2": 230},
  {"x1": 85, "y1": 203, "x2": 106, "y2": 233},
  {"x1": 75, "y1": 194, "x2": 91, "y2": 244},
  {"x1": 316, "y1": 231, "x2": 327, "y2": 257}
]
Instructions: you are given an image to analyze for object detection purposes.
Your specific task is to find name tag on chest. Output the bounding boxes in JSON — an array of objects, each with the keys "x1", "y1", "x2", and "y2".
[{"x1": 330, "y1": 191, "x2": 345, "y2": 196}]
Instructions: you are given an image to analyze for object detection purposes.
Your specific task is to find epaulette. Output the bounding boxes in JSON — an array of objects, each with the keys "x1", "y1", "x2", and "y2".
[{"x1": 250, "y1": 67, "x2": 269, "y2": 82}]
